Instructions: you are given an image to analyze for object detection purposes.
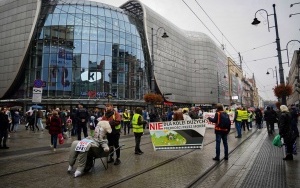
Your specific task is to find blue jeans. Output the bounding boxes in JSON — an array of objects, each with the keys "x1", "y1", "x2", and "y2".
[
  {"x1": 51, "y1": 134, "x2": 58, "y2": 148},
  {"x1": 235, "y1": 121, "x2": 242, "y2": 137},
  {"x1": 215, "y1": 133, "x2": 228, "y2": 159},
  {"x1": 37, "y1": 118, "x2": 44, "y2": 130}
]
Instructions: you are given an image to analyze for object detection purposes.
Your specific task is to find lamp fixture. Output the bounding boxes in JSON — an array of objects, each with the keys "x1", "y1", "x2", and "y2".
[{"x1": 251, "y1": 18, "x2": 261, "y2": 25}]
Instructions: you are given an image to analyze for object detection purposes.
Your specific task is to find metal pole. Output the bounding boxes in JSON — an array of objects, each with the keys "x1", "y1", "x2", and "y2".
[
  {"x1": 151, "y1": 28, "x2": 155, "y2": 93},
  {"x1": 217, "y1": 72, "x2": 220, "y2": 103},
  {"x1": 273, "y1": 4, "x2": 286, "y2": 104},
  {"x1": 275, "y1": 66, "x2": 278, "y2": 86}
]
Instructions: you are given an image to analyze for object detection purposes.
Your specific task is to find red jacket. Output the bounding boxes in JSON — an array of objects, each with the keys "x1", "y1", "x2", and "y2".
[{"x1": 49, "y1": 115, "x2": 62, "y2": 135}]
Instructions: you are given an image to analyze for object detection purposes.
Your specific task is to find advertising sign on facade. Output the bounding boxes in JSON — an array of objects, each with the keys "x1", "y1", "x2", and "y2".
[{"x1": 149, "y1": 120, "x2": 206, "y2": 151}]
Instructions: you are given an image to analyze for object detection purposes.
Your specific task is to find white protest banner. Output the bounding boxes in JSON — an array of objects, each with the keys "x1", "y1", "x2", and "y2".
[
  {"x1": 149, "y1": 119, "x2": 206, "y2": 151},
  {"x1": 203, "y1": 112, "x2": 235, "y2": 128}
]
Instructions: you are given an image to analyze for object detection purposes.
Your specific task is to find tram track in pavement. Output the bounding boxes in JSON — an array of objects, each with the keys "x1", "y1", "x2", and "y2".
[{"x1": 0, "y1": 129, "x2": 255, "y2": 188}]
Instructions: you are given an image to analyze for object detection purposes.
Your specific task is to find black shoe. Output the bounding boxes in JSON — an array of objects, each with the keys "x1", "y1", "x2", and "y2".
[
  {"x1": 2, "y1": 146, "x2": 9, "y2": 149},
  {"x1": 114, "y1": 158, "x2": 121, "y2": 165},
  {"x1": 235, "y1": 136, "x2": 241, "y2": 138},
  {"x1": 212, "y1": 157, "x2": 220, "y2": 161},
  {"x1": 135, "y1": 152, "x2": 142, "y2": 155},
  {"x1": 283, "y1": 154, "x2": 293, "y2": 160},
  {"x1": 138, "y1": 150, "x2": 144, "y2": 154},
  {"x1": 224, "y1": 157, "x2": 228, "y2": 160},
  {"x1": 107, "y1": 157, "x2": 114, "y2": 163}
]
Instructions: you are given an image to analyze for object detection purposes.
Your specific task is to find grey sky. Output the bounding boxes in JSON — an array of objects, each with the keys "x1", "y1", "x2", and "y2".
[{"x1": 90, "y1": 0, "x2": 300, "y2": 101}]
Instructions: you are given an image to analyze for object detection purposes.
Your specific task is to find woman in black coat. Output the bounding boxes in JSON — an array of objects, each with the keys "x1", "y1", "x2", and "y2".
[{"x1": 278, "y1": 105, "x2": 295, "y2": 160}]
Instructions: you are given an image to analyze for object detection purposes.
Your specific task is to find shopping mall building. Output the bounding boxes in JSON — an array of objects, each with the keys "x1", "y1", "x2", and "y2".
[{"x1": 0, "y1": 0, "x2": 231, "y2": 111}]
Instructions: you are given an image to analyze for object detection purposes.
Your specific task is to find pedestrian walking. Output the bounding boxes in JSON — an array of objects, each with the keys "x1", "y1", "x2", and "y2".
[
  {"x1": 36, "y1": 109, "x2": 44, "y2": 131},
  {"x1": 255, "y1": 108, "x2": 263, "y2": 129},
  {"x1": 101, "y1": 103, "x2": 122, "y2": 165},
  {"x1": 11, "y1": 111, "x2": 20, "y2": 132},
  {"x1": 278, "y1": 105, "x2": 296, "y2": 160},
  {"x1": 48, "y1": 110, "x2": 62, "y2": 152},
  {"x1": 208, "y1": 103, "x2": 229, "y2": 161},
  {"x1": 234, "y1": 107, "x2": 243, "y2": 138},
  {"x1": 0, "y1": 107, "x2": 10, "y2": 149},
  {"x1": 132, "y1": 107, "x2": 147, "y2": 155},
  {"x1": 123, "y1": 109, "x2": 131, "y2": 135},
  {"x1": 290, "y1": 104, "x2": 299, "y2": 138},
  {"x1": 241, "y1": 107, "x2": 249, "y2": 131},
  {"x1": 76, "y1": 103, "x2": 89, "y2": 140}
]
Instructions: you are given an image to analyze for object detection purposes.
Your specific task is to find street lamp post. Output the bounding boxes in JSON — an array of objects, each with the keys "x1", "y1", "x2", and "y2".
[
  {"x1": 282, "y1": 40, "x2": 300, "y2": 66},
  {"x1": 151, "y1": 27, "x2": 169, "y2": 93},
  {"x1": 252, "y1": 4, "x2": 286, "y2": 105},
  {"x1": 266, "y1": 66, "x2": 278, "y2": 86}
]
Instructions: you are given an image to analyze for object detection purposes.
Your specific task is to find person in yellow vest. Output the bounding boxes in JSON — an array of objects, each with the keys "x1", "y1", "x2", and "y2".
[
  {"x1": 234, "y1": 106, "x2": 243, "y2": 138},
  {"x1": 241, "y1": 107, "x2": 249, "y2": 131},
  {"x1": 132, "y1": 107, "x2": 148, "y2": 155},
  {"x1": 123, "y1": 109, "x2": 131, "y2": 135},
  {"x1": 101, "y1": 103, "x2": 122, "y2": 165}
]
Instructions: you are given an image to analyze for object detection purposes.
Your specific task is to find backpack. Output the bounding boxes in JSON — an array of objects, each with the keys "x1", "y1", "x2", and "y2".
[{"x1": 218, "y1": 112, "x2": 231, "y2": 132}]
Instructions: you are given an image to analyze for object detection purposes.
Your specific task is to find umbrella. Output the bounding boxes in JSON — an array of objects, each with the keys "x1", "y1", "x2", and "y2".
[
  {"x1": 31, "y1": 105, "x2": 43, "y2": 109},
  {"x1": 11, "y1": 106, "x2": 22, "y2": 110},
  {"x1": 95, "y1": 104, "x2": 106, "y2": 109}
]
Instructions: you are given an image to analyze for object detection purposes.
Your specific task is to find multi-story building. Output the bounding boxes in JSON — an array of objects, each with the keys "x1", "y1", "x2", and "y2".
[
  {"x1": 287, "y1": 50, "x2": 300, "y2": 106},
  {"x1": 227, "y1": 57, "x2": 243, "y2": 106},
  {"x1": 0, "y1": 0, "x2": 229, "y2": 110}
]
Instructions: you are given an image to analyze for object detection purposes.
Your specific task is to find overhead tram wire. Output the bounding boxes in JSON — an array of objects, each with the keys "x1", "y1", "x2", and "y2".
[
  {"x1": 194, "y1": 0, "x2": 239, "y2": 54},
  {"x1": 240, "y1": 41, "x2": 276, "y2": 54}
]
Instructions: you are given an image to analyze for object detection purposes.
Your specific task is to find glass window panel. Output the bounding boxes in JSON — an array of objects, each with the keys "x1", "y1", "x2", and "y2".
[
  {"x1": 131, "y1": 24, "x2": 136, "y2": 35},
  {"x1": 113, "y1": 19, "x2": 119, "y2": 30},
  {"x1": 74, "y1": 14, "x2": 83, "y2": 25},
  {"x1": 43, "y1": 41, "x2": 50, "y2": 53},
  {"x1": 119, "y1": 45, "x2": 125, "y2": 58},
  {"x1": 59, "y1": 14, "x2": 67, "y2": 25},
  {"x1": 66, "y1": 13, "x2": 75, "y2": 25},
  {"x1": 113, "y1": 30, "x2": 119, "y2": 44},
  {"x1": 68, "y1": 5, "x2": 76, "y2": 13},
  {"x1": 61, "y1": 5, "x2": 69, "y2": 13},
  {"x1": 111, "y1": 11, "x2": 118, "y2": 19},
  {"x1": 117, "y1": 12, "x2": 124, "y2": 20},
  {"x1": 82, "y1": 41, "x2": 89, "y2": 54},
  {"x1": 52, "y1": 14, "x2": 59, "y2": 25},
  {"x1": 97, "y1": 16, "x2": 105, "y2": 28},
  {"x1": 82, "y1": 14, "x2": 91, "y2": 26},
  {"x1": 73, "y1": 40, "x2": 81, "y2": 53},
  {"x1": 83, "y1": 5, "x2": 91, "y2": 14},
  {"x1": 82, "y1": 26, "x2": 90, "y2": 40},
  {"x1": 90, "y1": 27, "x2": 97, "y2": 41},
  {"x1": 106, "y1": 18, "x2": 113, "y2": 29},
  {"x1": 66, "y1": 26, "x2": 74, "y2": 40},
  {"x1": 119, "y1": 20, "x2": 125, "y2": 32},
  {"x1": 74, "y1": 26, "x2": 82, "y2": 40},
  {"x1": 105, "y1": 43, "x2": 112, "y2": 56},
  {"x1": 120, "y1": 31, "x2": 125, "y2": 45},
  {"x1": 98, "y1": 42, "x2": 105, "y2": 55},
  {"x1": 89, "y1": 54, "x2": 97, "y2": 64},
  {"x1": 81, "y1": 54, "x2": 89, "y2": 71},
  {"x1": 98, "y1": 7, "x2": 105, "y2": 16},
  {"x1": 43, "y1": 27, "x2": 51, "y2": 39},
  {"x1": 106, "y1": 29, "x2": 112, "y2": 42},
  {"x1": 125, "y1": 22, "x2": 131, "y2": 32},
  {"x1": 58, "y1": 26, "x2": 66, "y2": 39},
  {"x1": 104, "y1": 8, "x2": 111, "y2": 17},
  {"x1": 53, "y1": 5, "x2": 62, "y2": 13},
  {"x1": 125, "y1": 33, "x2": 131, "y2": 43},
  {"x1": 44, "y1": 14, "x2": 53, "y2": 26},
  {"x1": 132, "y1": 35, "x2": 137, "y2": 44},
  {"x1": 90, "y1": 41, "x2": 97, "y2": 54},
  {"x1": 91, "y1": 7, "x2": 98, "y2": 15},
  {"x1": 90, "y1": 15, "x2": 97, "y2": 27},
  {"x1": 98, "y1": 28, "x2": 105, "y2": 41},
  {"x1": 76, "y1": 5, "x2": 84, "y2": 14},
  {"x1": 125, "y1": 45, "x2": 131, "y2": 54},
  {"x1": 123, "y1": 14, "x2": 129, "y2": 22}
]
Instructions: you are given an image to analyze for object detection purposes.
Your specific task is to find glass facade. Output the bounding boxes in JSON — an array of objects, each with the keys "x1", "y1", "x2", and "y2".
[{"x1": 19, "y1": 1, "x2": 148, "y2": 101}]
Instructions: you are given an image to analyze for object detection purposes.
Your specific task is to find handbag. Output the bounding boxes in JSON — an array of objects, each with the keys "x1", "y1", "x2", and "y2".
[
  {"x1": 58, "y1": 133, "x2": 64, "y2": 144},
  {"x1": 272, "y1": 134, "x2": 282, "y2": 147}
]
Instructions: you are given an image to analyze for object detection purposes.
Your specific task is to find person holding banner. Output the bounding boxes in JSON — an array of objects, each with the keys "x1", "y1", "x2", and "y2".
[
  {"x1": 208, "y1": 104, "x2": 229, "y2": 161},
  {"x1": 132, "y1": 107, "x2": 148, "y2": 155}
]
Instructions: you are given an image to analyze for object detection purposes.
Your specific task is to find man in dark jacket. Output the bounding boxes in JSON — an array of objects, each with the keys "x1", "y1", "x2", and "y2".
[
  {"x1": 208, "y1": 103, "x2": 229, "y2": 161},
  {"x1": 76, "y1": 103, "x2": 89, "y2": 140},
  {"x1": 264, "y1": 106, "x2": 276, "y2": 134},
  {"x1": 290, "y1": 104, "x2": 299, "y2": 137},
  {"x1": 189, "y1": 107, "x2": 199, "y2": 119},
  {"x1": 0, "y1": 107, "x2": 10, "y2": 149}
]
